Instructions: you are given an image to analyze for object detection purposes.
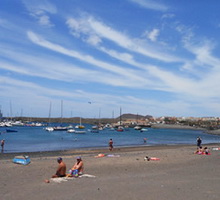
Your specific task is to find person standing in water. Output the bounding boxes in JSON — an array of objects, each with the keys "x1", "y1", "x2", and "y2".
[
  {"x1": 109, "y1": 139, "x2": 113, "y2": 151},
  {"x1": 197, "y1": 137, "x2": 202, "y2": 147},
  {"x1": 1, "y1": 139, "x2": 5, "y2": 153}
]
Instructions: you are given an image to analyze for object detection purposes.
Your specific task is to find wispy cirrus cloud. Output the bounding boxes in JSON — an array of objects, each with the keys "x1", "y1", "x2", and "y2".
[
  {"x1": 26, "y1": 30, "x2": 220, "y2": 102},
  {"x1": 22, "y1": 0, "x2": 56, "y2": 27},
  {"x1": 27, "y1": 31, "x2": 151, "y2": 87},
  {"x1": 65, "y1": 14, "x2": 220, "y2": 101},
  {"x1": 66, "y1": 15, "x2": 182, "y2": 62},
  {"x1": 0, "y1": 44, "x2": 146, "y2": 88},
  {"x1": 128, "y1": 0, "x2": 169, "y2": 11}
]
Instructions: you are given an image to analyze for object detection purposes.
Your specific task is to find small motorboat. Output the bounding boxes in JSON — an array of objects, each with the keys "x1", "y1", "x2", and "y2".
[
  {"x1": 67, "y1": 129, "x2": 75, "y2": 133},
  {"x1": 134, "y1": 126, "x2": 142, "y2": 130},
  {"x1": 45, "y1": 127, "x2": 54, "y2": 132},
  {"x1": 117, "y1": 126, "x2": 124, "y2": 132},
  {"x1": 6, "y1": 129, "x2": 18, "y2": 132},
  {"x1": 53, "y1": 126, "x2": 68, "y2": 131}
]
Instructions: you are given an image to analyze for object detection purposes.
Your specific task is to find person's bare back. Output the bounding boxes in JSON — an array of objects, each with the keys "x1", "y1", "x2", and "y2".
[{"x1": 52, "y1": 157, "x2": 66, "y2": 178}]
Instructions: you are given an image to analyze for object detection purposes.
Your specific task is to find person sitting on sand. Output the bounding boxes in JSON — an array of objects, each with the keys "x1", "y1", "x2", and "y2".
[
  {"x1": 67, "y1": 156, "x2": 84, "y2": 177},
  {"x1": 203, "y1": 147, "x2": 210, "y2": 155},
  {"x1": 52, "y1": 157, "x2": 66, "y2": 178}
]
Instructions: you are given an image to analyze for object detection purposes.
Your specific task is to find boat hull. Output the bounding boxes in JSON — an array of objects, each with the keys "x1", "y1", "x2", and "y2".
[{"x1": 13, "y1": 156, "x2": 31, "y2": 165}]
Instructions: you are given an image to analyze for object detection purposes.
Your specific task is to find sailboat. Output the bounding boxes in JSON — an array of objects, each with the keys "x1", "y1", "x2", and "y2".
[
  {"x1": 45, "y1": 102, "x2": 54, "y2": 132},
  {"x1": 75, "y1": 117, "x2": 85, "y2": 129},
  {"x1": 116, "y1": 107, "x2": 124, "y2": 132},
  {"x1": 46, "y1": 100, "x2": 68, "y2": 131}
]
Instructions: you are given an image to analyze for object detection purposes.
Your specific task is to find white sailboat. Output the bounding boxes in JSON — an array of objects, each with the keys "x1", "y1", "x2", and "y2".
[
  {"x1": 117, "y1": 107, "x2": 124, "y2": 132},
  {"x1": 45, "y1": 102, "x2": 54, "y2": 131}
]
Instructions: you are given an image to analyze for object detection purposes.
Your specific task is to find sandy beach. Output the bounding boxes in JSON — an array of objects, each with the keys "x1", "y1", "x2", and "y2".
[{"x1": 0, "y1": 144, "x2": 220, "y2": 200}]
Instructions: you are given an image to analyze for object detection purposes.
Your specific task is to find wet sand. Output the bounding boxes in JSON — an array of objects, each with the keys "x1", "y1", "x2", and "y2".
[{"x1": 0, "y1": 144, "x2": 220, "y2": 200}]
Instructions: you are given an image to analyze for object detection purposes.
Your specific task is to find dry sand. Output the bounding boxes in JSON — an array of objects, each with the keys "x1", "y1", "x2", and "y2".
[{"x1": 1, "y1": 144, "x2": 220, "y2": 200}]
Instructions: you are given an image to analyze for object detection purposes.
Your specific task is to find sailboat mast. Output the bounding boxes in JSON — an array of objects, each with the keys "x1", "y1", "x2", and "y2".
[
  {"x1": 99, "y1": 108, "x2": 101, "y2": 125},
  {"x1": 10, "y1": 101, "x2": 13, "y2": 121},
  {"x1": 48, "y1": 102, "x2": 52, "y2": 124},
  {"x1": 61, "y1": 100, "x2": 63, "y2": 124},
  {"x1": 120, "y1": 107, "x2": 122, "y2": 126},
  {"x1": 112, "y1": 110, "x2": 114, "y2": 124}
]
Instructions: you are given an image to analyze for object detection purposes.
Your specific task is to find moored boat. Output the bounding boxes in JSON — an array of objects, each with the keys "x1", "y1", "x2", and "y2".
[
  {"x1": 67, "y1": 129, "x2": 75, "y2": 133},
  {"x1": 117, "y1": 126, "x2": 124, "y2": 132},
  {"x1": 53, "y1": 126, "x2": 68, "y2": 131},
  {"x1": 134, "y1": 126, "x2": 142, "y2": 130},
  {"x1": 75, "y1": 117, "x2": 85, "y2": 129},
  {"x1": 45, "y1": 127, "x2": 54, "y2": 132},
  {"x1": 6, "y1": 129, "x2": 18, "y2": 132},
  {"x1": 140, "y1": 128, "x2": 148, "y2": 132}
]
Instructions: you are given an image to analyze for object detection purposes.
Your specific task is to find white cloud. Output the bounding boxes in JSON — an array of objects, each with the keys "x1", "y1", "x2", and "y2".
[
  {"x1": 27, "y1": 31, "x2": 149, "y2": 86},
  {"x1": 38, "y1": 15, "x2": 53, "y2": 26},
  {"x1": 66, "y1": 18, "x2": 89, "y2": 38},
  {"x1": 66, "y1": 15, "x2": 182, "y2": 62},
  {"x1": 86, "y1": 34, "x2": 102, "y2": 46},
  {"x1": 22, "y1": 0, "x2": 57, "y2": 14},
  {"x1": 146, "y1": 28, "x2": 160, "y2": 42},
  {"x1": 128, "y1": 0, "x2": 169, "y2": 11},
  {"x1": 22, "y1": 0, "x2": 56, "y2": 27}
]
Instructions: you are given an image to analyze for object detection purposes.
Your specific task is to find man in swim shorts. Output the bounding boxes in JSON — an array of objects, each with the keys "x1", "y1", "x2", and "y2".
[{"x1": 52, "y1": 157, "x2": 66, "y2": 178}]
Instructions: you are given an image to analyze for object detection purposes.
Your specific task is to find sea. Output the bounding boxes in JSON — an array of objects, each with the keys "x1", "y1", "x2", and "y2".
[{"x1": 1, "y1": 123, "x2": 220, "y2": 153}]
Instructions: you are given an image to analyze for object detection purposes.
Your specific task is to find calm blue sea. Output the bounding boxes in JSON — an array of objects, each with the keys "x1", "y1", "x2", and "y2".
[{"x1": 1, "y1": 124, "x2": 220, "y2": 153}]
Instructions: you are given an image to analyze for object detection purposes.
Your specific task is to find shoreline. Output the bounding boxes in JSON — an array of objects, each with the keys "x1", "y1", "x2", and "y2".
[
  {"x1": 152, "y1": 123, "x2": 220, "y2": 135},
  {"x1": 1, "y1": 143, "x2": 219, "y2": 160},
  {"x1": 151, "y1": 123, "x2": 205, "y2": 130}
]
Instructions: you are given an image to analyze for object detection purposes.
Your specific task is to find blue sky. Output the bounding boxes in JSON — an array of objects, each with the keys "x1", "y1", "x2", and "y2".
[{"x1": 1, "y1": 0, "x2": 220, "y2": 118}]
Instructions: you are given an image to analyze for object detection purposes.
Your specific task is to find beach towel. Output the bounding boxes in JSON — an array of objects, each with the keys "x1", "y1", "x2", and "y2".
[
  {"x1": 50, "y1": 174, "x2": 96, "y2": 183},
  {"x1": 107, "y1": 154, "x2": 120, "y2": 157}
]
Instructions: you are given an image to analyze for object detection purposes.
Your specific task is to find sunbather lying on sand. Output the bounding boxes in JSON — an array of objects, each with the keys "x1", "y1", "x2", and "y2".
[
  {"x1": 144, "y1": 156, "x2": 160, "y2": 161},
  {"x1": 194, "y1": 146, "x2": 210, "y2": 155}
]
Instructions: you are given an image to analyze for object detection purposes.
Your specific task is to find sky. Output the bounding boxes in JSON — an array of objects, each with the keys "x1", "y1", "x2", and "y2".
[{"x1": 1, "y1": 0, "x2": 220, "y2": 118}]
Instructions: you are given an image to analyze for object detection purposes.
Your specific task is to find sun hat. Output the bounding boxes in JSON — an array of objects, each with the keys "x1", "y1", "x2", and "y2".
[{"x1": 76, "y1": 156, "x2": 81, "y2": 160}]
